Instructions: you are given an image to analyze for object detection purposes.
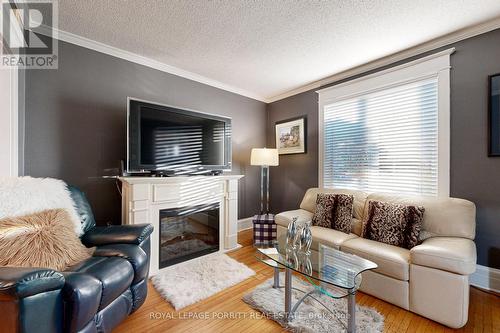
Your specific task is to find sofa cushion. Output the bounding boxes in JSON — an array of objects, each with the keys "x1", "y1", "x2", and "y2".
[
  {"x1": 352, "y1": 218, "x2": 362, "y2": 236},
  {"x1": 362, "y1": 201, "x2": 424, "y2": 249},
  {"x1": 300, "y1": 188, "x2": 368, "y2": 220},
  {"x1": 310, "y1": 226, "x2": 358, "y2": 250},
  {"x1": 65, "y1": 257, "x2": 134, "y2": 310},
  {"x1": 410, "y1": 237, "x2": 476, "y2": 275},
  {"x1": 93, "y1": 244, "x2": 149, "y2": 284},
  {"x1": 341, "y1": 237, "x2": 410, "y2": 280},
  {"x1": 311, "y1": 194, "x2": 336, "y2": 228},
  {"x1": 275, "y1": 209, "x2": 313, "y2": 228},
  {"x1": 363, "y1": 193, "x2": 476, "y2": 240}
]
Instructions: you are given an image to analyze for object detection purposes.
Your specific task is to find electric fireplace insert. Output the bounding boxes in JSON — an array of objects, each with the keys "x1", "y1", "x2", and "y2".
[{"x1": 159, "y1": 203, "x2": 220, "y2": 268}]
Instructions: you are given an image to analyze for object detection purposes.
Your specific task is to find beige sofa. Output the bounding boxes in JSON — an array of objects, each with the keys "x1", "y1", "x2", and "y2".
[{"x1": 275, "y1": 188, "x2": 477, "y2": 328}]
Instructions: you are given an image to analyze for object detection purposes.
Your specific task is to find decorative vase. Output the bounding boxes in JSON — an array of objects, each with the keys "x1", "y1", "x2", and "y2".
[
  {"x1": 286, "y1": 216, "x2": 299, "y2": 249},
  {"x1": 298, "y1": 221, "x2": 312, "y2": 255}
]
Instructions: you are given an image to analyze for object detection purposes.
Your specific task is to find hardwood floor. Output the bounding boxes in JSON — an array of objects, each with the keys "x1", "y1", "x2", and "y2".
[{"x1": 115, "y1": 230, "x2": 500, "y2": 333}]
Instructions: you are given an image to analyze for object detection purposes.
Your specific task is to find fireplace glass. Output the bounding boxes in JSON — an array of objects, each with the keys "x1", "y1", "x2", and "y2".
[{"x1": 159, "y1": 203, "x2": 220, "y2": 268}]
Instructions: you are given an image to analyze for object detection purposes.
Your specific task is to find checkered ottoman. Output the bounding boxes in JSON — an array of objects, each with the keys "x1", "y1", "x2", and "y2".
[{"x1": 252, "y1": 214, "x2": 277, "y2": 245}]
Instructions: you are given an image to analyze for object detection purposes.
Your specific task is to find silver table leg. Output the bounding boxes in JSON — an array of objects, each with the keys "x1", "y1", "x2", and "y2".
[
  {"x1": 281, "y1": 271, "x2": 357, "y2": 329},
  {"x1": 285, "y1": 267, "x2": 292, "y2": 321},
  {"x1": 273, "y1": 266, "x2": 280, "y2": 288},
  {"x1": 347, "y1": 289, "x2": 356, "y2": 333}
]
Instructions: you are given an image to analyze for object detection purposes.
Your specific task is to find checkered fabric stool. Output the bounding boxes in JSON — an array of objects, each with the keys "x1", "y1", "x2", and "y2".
[{"x1": 252, "y1": 214, "x2": 277, "y2": 245}]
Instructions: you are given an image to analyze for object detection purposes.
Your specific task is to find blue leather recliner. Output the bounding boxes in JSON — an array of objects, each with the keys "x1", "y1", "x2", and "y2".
[{"x1": 0, "y1": 186, "x2": 153, "y2": 333}]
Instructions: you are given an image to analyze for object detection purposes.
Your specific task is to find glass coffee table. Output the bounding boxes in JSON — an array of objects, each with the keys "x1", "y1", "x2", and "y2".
[{"x1": 255, "y1": 235, "x2": 377, "y2": 333}]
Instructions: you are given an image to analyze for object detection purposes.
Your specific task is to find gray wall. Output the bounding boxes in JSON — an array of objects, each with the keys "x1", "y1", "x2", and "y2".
[
  {"x1": 24, "y1": 40, "x2": 267, "y2": 224},
  {"x1": 267, "y1": 28, "x2": 500, "y2": 268},
  {"x1": 266, "y1": 91, "x2": 319, "y2": 211}
]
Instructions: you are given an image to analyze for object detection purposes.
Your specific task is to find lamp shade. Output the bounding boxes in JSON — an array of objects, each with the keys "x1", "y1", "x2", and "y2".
[{"x1": 250, "y1": 148, "x2": 279, "y2": 166}]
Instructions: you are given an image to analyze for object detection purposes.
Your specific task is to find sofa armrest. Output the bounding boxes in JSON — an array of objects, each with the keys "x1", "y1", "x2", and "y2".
[
  {"x1": 275, "y1": 209, "x2": 313, "y2": 228},
  {"x1": 81, "y1": 224, "x2": 153, "y2": 247},
  {"x1": 410, "y1": 237, "x2": 476, "y2": 275},
  {"x1": 0, "y1": 267, "x2": 65, "y2": 299}
]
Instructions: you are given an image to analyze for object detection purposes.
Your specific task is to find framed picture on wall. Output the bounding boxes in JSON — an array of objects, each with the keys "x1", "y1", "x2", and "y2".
[
  {"x1": 275, "y1": 116, "x2": 306, "y2": 154},
  {"x1": 489, "y1": 73, "x2": 500, "y2": 156}
]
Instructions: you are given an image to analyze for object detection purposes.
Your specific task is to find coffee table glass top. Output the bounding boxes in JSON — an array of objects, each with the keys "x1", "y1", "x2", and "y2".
[{"x1": 256, "y1": 235, "x2": 377, "y2": 291}]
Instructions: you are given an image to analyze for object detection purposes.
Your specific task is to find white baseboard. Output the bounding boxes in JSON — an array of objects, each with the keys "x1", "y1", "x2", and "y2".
[
  {"x1": 238, "y1": 217, "x2": 254, "y2": 231},
  {"x1": 470, "y1": 264, "x2": 500, "y2": 293}
]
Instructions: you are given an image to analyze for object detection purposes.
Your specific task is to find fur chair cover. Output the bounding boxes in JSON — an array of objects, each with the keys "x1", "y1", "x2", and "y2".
[{"x1": 0, "y1": 176, "x2": 83, "y2": 235}]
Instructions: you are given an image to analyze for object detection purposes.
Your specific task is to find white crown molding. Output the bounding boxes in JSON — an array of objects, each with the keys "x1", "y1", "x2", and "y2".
[
  {"x1": 51, "y1": 28, "x2": 269, "y2": 103},
  {"x1": 316, "y1": 47, "x2": 455, "y2": 95},
  {"x1": 267, "y1": 16, "x2": 500, "y2": 103},
  {"x1": 470, "y1": 264, "x2": 500, "y2": 293}
]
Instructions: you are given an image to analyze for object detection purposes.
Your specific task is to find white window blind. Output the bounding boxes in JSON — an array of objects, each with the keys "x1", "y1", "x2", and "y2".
[{"x1": 322, "y1": 77, "x2": 439, "y2": 196}]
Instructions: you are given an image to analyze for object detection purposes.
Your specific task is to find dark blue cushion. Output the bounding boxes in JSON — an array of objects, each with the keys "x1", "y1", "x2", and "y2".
[
  {"x1": 93, "y1": 244, "x2": 148, "y2": 284},
  {"x1": 68, "y1": 185, "x2": 96, "y2": 234},
  {"x1": 61, "y1": 272, "x2": 102, "y2": 333},
  {"x1": 65, "y1": 257, "x2": 133, "y2": 311}
]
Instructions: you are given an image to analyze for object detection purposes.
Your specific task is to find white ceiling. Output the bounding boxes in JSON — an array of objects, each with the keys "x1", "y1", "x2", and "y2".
[{"x1": 58, "y1": 0, "x2": 500, "y2": 102}]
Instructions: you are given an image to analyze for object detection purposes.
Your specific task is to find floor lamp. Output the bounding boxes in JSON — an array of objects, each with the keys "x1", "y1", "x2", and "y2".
[{"x1": 250, "y1": 148, "x2": 279, "y2": 214}]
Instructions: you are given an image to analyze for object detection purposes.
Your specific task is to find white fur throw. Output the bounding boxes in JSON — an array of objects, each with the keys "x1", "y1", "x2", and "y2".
[{"x1": 0, "y1": 177, "x2": 83, "y2": 235}]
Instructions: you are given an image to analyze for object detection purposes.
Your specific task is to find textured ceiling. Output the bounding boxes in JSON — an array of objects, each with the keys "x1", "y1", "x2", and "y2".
[{"x1": 58, "y1": 0, "x2": 500, "y2": 101}]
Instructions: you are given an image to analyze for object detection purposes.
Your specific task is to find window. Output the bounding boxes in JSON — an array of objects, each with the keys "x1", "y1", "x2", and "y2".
[{"x1": 318, "y1": 50, "x2": 452, "y2": 197}]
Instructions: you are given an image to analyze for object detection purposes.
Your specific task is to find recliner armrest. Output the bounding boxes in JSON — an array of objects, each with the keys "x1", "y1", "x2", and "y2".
[
  {"x1": 410, "y1": 237, "x2": 476, "y2": 275},
  {"x1": 81, "y1": 224, "x2": 153, "y2": 247},
  {"x1": 0, "y1": 267, "x2": 65, "y2": 298}
]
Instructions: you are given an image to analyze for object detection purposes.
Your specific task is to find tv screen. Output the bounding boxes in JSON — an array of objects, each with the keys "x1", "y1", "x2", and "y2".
[{"x1": 127, "y1": 98, "x2": 231, "y2": 174}]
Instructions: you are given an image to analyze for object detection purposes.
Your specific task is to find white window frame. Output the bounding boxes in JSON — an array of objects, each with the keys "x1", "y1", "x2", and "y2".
[
  {"x1": 0, "y1": 66, "x2": 19, "y2": 177},
  {"x1": 317, "y1": 48, "x2": 453, "y2": 197}
]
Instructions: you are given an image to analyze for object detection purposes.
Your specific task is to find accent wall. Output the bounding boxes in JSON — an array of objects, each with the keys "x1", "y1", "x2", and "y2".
[
  {"x1": 22, "y1": 40, "x2": 267, "y2": 224},
  {"x1": 267, "y1": 28, "x2": 500, "y2": 268}
]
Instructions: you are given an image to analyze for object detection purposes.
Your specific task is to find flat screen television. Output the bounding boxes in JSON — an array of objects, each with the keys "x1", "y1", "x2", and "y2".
[{"x1": 127, "y1": 98, "x2": 231, "y2": 175}]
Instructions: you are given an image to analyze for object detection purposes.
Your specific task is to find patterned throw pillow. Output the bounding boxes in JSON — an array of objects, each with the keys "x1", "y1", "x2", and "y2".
[
  {"x1": 312, "y1": 194, "x2": 335, "y2": 228},
  {"x1": 362, "y1": 201, "x2": 425, "y2": 249},
  {"x1": 331, "y1": 194, "x2": 354, "y2": 234}
]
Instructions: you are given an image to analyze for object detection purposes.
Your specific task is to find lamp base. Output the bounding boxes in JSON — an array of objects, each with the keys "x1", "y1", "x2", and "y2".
[{"x1": 259, "y1": 165, "x2": 271, "y2": 214}]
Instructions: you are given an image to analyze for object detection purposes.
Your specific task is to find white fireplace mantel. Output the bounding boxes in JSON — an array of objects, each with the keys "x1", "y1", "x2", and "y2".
[{"x1": 119, "y1": 174, "x2": 244, "y2": 275}]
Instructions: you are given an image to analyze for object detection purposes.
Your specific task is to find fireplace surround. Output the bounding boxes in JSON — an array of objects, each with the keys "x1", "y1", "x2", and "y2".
[{"x1": 120, "y1": 175, "x2": 243, "y2": 275}]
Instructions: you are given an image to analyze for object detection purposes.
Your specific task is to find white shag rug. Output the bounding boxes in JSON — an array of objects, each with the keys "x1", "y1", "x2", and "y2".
[
  {"x1": 151, "y1": 254, "x2": 255, "y2": 310},
  {"x1": 0, "y1": 176, "x2": 82, "y2": 235},
  {"x1": 243, "y1": 274, "x2": 384, "y2": 333}
]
